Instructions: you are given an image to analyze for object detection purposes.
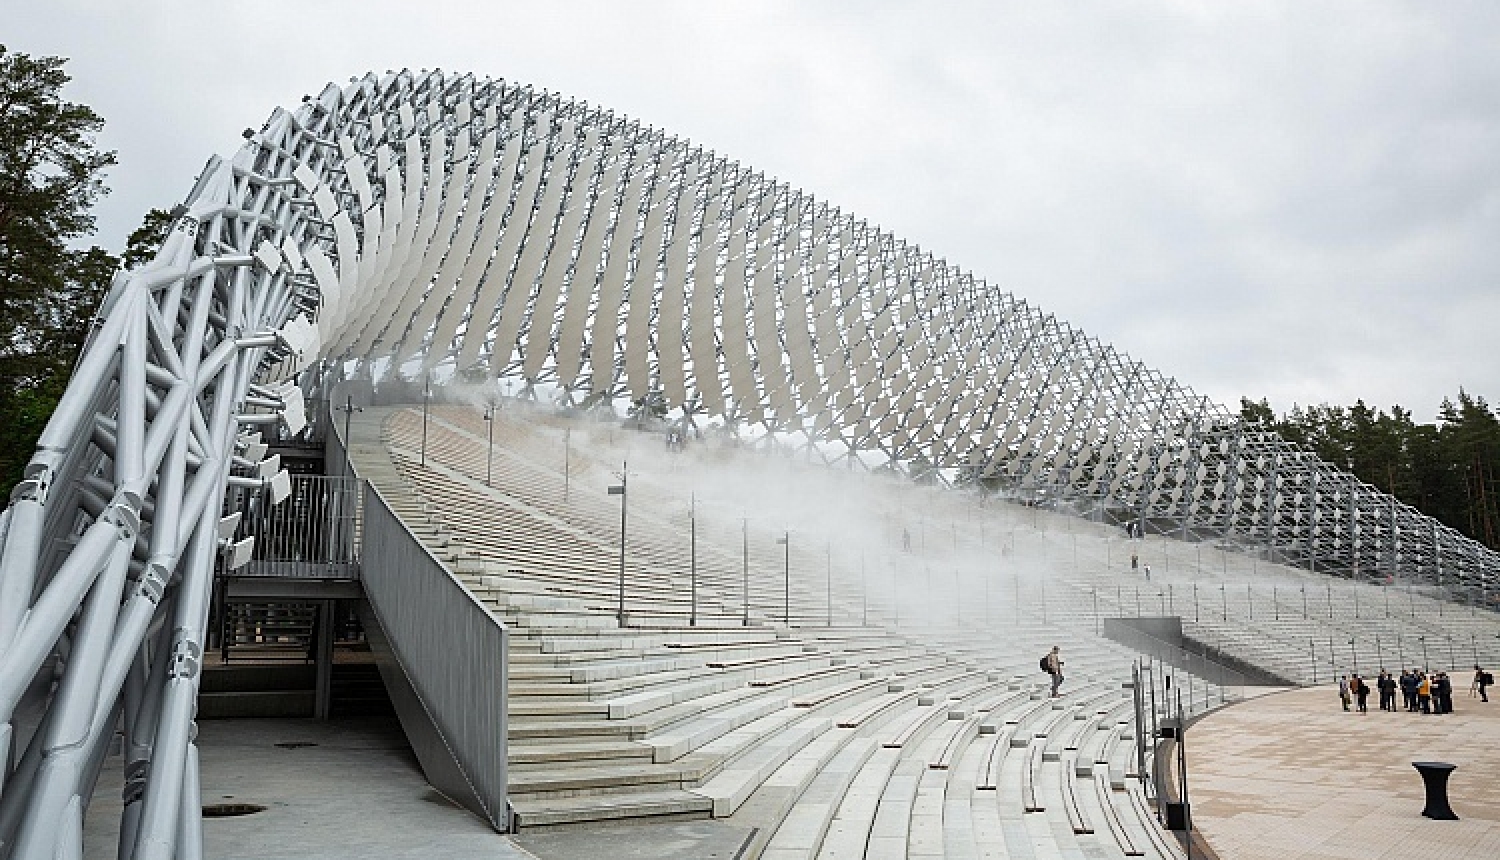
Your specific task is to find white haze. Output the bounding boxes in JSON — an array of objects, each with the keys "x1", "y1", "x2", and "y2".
[{"x1": 413, "y1": 387, "x2": 1343, "y2": 635}]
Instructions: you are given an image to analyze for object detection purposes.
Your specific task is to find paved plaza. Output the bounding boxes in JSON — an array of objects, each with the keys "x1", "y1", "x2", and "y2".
[{"x1": 1189, "y1": 685, "x2": 1500, "y2": 860}]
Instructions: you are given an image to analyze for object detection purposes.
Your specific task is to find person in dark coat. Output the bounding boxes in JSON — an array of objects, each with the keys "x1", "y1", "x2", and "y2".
[
  {"x1": 1399, "y1": 670, "x2": 1418, "y2": 711},
  {"x1": 1435, "y1": 672, "x2": 1454, "y2": 714},
  {"x1": 1352, "y1": 674, "x2": 1370, "y2": 713},
  {"x1": 1377, "y1": 671, "x2": 1396, "y2": 712}
]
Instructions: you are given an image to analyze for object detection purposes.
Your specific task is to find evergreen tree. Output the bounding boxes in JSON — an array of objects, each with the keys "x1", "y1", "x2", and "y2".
[{"x1": 0, "y1": 45, "x2": 169, "y2": 494}]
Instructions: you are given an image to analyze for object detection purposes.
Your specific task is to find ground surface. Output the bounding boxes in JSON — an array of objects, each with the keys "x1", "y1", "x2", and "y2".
[
  {"x1": 83, "y1": 716, "x2": 752, "y2": 859},
  {"x1": 1188, "y1": 685, "x2": 1500, "y2": 860}
]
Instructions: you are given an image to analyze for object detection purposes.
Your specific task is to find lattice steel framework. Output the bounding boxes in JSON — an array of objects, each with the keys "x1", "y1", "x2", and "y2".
[{"x1": 0, "y1": 68, "x2": 1495, "y2": 858}]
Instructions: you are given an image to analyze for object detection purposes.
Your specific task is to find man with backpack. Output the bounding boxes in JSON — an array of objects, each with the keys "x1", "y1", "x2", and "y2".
[{"x1": 1043, "y1": 646, "x2": 1065, "y2": 697}]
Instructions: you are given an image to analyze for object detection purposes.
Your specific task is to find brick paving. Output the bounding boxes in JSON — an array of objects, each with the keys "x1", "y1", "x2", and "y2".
[{"x1": 1188, "y1": 684, "x2": 1500, "y2": 860}]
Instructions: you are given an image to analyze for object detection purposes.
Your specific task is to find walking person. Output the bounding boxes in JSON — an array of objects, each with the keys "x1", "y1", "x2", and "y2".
[
  {"x1": 1143, "y1": 564, "x2": 1151, "y2": 582},
  {"x1": 1045, "y1": 646, "x2": 1065, "y2": 698},
  {"x1": 1473, "y1": 665, "x2": 1492, "y2": 702},
  {"x1": 1352, "y1": 674, "x2": 1369, "y2": 713},
  {"x1": 1401, "y1": 670, "x2": 1419, "y2": 711},
  {"x1": 1417, "y1": 672, "x2": 1432, "y2": 714},
  {"x1": 1338, "y1": 675, "x2": 1351, "y2": 712}
]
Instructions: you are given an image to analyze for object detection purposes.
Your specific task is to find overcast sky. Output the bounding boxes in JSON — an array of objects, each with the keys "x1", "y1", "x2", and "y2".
[{"x1": 9, "y1": 1, "x2": 1499, "y2": 421}]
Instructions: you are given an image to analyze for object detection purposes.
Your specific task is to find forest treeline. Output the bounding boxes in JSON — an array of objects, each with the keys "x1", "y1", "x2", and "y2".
[{"x1": 1240, "y1": 393, "x2": 1500, "y2": 551}]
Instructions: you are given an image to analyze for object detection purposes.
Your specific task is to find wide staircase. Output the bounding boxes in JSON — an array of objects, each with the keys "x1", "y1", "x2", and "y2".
[{"x1": 347, "y1": 398, "x2": 1485, "y2": 859}]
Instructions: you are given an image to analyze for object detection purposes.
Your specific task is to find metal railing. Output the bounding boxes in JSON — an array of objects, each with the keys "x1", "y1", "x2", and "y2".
[
  {"x1": 1110, "y1": 623, "x2": 1248, "y2": 712},
  {"x1": 361, "y1": 484, "x2": 511, "y2": 831},
  {"x1": 235, "y1": 474, "x2": 363, "y2": 579}
]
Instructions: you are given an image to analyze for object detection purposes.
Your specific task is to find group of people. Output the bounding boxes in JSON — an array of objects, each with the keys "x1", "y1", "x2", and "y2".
[{"x1": 1338, "y1": 666, "x2": 1492, "y2": 714}]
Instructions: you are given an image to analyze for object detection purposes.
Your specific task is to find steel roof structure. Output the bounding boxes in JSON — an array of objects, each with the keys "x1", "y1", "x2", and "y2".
[{"x1": 0, "y1": 68, "x2": 1494, "y2": 858}]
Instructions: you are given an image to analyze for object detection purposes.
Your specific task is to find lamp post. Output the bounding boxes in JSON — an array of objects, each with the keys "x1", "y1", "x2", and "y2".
[
  {"x1": 336, "y1": 396, "x2": 362, "y2": 477},
  {"x1": 860, "y1": 553, "x2": 867, "y2": 627},
  {"x1": 689, "y1": 495, "x2": 697, "y2": 627},
  {"x1": 742, "y1": 519, "x2": 750, "y2": 626},
  {"x1": 1349, "y1": 638, "x2": 1357, "y2": 674},
  {"x1": 563, "y1": 427, "x2": 571, "y2": 502},
  {"x1": 420, "y1": 374, "x2": 431, "y2": 467},
  {"x1": 608, "y1": 462, "x2": 627, "y2": 625},
  {"x1": 777, "y1": 532, "x2": 790, "y2": 624},
  {"x1": 825, "y1": 542, "x2": 833, "y2": 627},
  {"x1": 482, "y1": 403, "x2": 496, "y2": 486},
  {"x1": 1419, "y1": 635, "x2": 1429, "y2": 671}
]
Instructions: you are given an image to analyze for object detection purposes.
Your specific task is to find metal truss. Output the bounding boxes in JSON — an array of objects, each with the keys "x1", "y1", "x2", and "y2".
[{"x1": 1, "y1": 67, "x2": 1496, "y2": 858}]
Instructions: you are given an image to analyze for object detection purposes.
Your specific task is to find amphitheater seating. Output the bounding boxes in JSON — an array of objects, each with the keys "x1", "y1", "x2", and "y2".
[{"x1": 346, "y1": 400, "x2": 1500, "y2": 858}]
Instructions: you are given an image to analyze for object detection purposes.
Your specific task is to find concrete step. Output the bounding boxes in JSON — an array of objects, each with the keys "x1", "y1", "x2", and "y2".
[{"x1": 510, "y1": 789, "x2": 713, "y2": 828}]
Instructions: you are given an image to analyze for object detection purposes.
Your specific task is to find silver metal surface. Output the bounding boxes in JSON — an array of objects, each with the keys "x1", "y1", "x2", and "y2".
[{"x1": 360, "y1": 486, "x2": 509, "y2": 831}]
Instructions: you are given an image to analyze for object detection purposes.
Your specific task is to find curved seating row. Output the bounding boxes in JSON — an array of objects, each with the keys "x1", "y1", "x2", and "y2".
[{"x1": 346, "y1": 403, "x2": 1288, "y2": 858}]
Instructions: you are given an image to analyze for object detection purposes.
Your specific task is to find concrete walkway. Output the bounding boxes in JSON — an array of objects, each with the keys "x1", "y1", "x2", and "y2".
[
  {"x1": 84, "y1": 716, "x2": 752, "y2": 860},
  {"x1": 1188, "y1": 685, "x2": 1500, "y2": 860},
  {"x1": 86, "y1": 717, "x2": 538, "y2": 860}
]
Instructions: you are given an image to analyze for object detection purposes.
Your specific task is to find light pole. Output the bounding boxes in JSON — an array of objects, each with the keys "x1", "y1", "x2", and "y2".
[
  {"x1": 1349, "y1": 638, "x2": 1357, "y2": 674},
  {"x1": 1419, "y1": 635, "x2": 1429, "y2": 671},
  {"x1": 563, "y1": 427, "x2": 572, "y2": 502},
  {"x1": 420, "y1": 374, "x2": 431, "y2": 467},
  {"x1": 1220, "y1": 584, "x2": 1227, "y2": 621},
  {"x1": 826, "y1": 542, "x2": 833, "y2": 627},
  {"x1": 860, "y1": 553, "x2": 867, "y2": 627},
  {"x1": 689, "y1": 495, "x2": 697, "y2": 627},
  {"x1": 608, "y1": 462, "x2": 627, "y2": 625},
  {"x1": 777, "y1": 532, "x2": 790, "y2": 624},
  {"x1": 742, "y1": 519, "x2": 750, "y2": 626},
  {"x1": 482, "y1": 403, "x2": 496, "y2": 486},
  {"x1": 336, "y1": 395, "x2": 362, "y2": 476}
]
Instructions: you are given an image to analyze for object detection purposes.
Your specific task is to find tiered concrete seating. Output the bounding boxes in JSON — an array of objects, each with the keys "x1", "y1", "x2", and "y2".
[{"x1": 348, "y1": 400, "x2": 1491, "y2": 857}]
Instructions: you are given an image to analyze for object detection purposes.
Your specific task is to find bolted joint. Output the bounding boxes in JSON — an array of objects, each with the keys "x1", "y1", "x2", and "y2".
[
  {"x1": 168, "y1": 633, "x2": 202, "y2": 681},
  {"x1": 122, "y1": 759, "x2": 150, "y2": 805},
  {"x1": 102, "y1": 491, "x2": 144, "y2": 540},
  {"x1": 136, "y1": 560, "x2": 171, "y2": 604},
  {"x1": 9, "y1": 476, "x2": 45, "y2": 505}
]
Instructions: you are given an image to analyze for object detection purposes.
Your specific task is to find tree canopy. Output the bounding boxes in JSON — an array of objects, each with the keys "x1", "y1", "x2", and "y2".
[
  {"x1": 1241, "y1": 391, "x2": 1500, "y2": 551},
  {"x1": 0, "y1": 45, "x2": 168, "y2": 495}
]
